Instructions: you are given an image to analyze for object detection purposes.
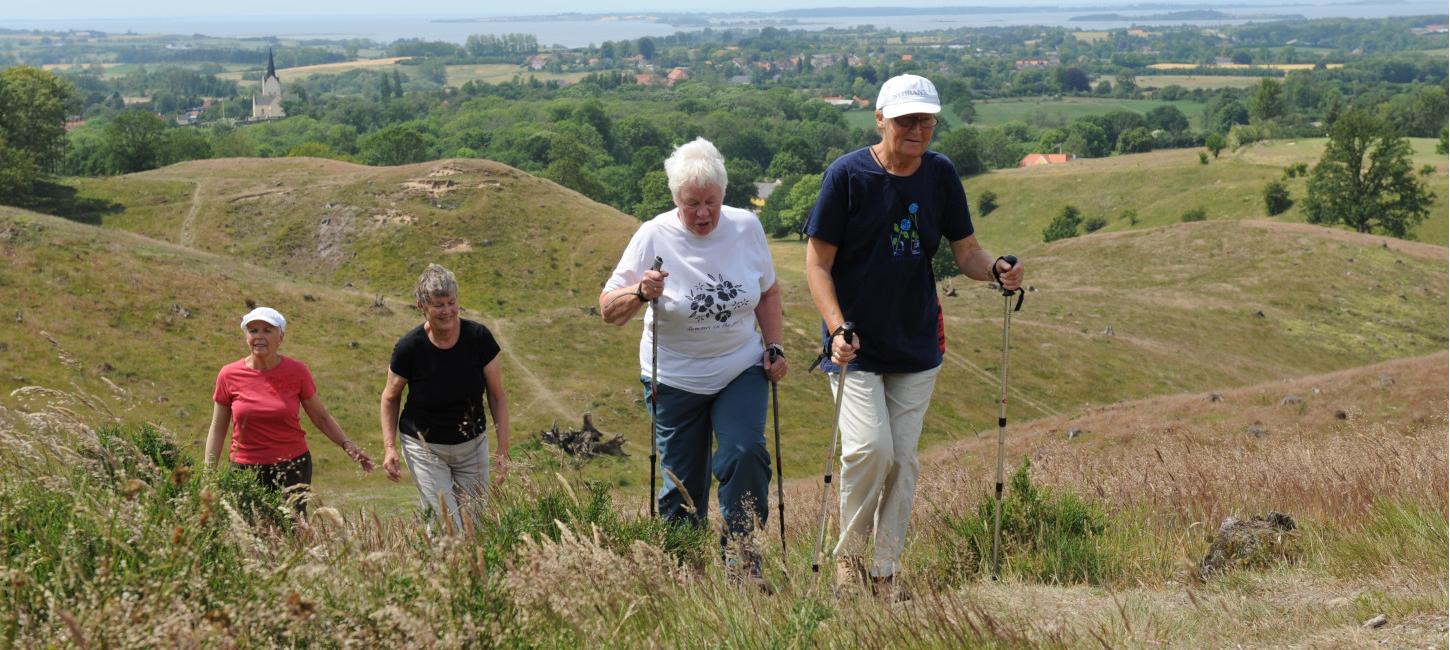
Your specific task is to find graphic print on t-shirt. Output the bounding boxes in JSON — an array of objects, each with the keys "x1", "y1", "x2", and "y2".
[
  {"x1": 890, "y1": 202, "x2": 923, "y2": 258},
  {"x1": 686, "y1": 273, "x2": 752, "y2": 328}
]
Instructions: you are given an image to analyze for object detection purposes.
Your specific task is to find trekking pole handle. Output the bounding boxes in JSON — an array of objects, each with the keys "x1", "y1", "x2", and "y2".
[
  {"x1": 651, "y1": 256, "x2": 663, "y2": 273},
  {"x1": 991, "y1": 255, "x2": 1017, "y2": 293},
  {"x1": 992, "y1": 255, "x2": 1025, "y2": 311}
]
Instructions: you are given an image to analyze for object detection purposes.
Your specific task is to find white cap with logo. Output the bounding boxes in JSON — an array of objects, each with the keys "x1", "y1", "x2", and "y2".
[
  {"x1": 876, "y1": 74, "x2": 942, "y2": 119},
  {"x1": 240, "y1": 306, "x2": 286, "y2": 331}
]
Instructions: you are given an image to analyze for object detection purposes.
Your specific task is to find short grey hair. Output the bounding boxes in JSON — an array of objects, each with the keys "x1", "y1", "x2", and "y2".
[
  {"x1": 414, "y1": 263, "x2": 458, "y2": 306},
  {"x1": 664, "y1": 137, "x2": 728, "y2": 200}
]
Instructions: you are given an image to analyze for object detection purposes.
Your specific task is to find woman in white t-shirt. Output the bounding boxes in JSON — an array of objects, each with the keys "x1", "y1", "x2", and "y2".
[{"x1": 600, "y1": 138, "x2": 789, "y2": 589}]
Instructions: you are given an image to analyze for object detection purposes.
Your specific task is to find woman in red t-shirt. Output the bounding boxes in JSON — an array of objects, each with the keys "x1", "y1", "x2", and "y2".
[{"x1": 204, "y1": 306, "x2": 374, "y2": 512}]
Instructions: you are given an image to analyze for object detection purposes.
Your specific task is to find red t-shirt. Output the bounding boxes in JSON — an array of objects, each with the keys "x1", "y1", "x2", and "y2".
[{"x1": 213, "y1": 357, "x2": 316, "y2": 464}]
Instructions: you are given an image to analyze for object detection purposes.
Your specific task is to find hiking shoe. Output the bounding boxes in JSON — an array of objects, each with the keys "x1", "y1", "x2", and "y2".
[
  {"x1": 871, "y1": 574, "x2": 913, "y2": 604},
  {"x1": 725, "y1": 549, "x2": 773, "y2": 594},
  {"x1": 833, "y1": 555, "x2": 868, "y2": 599}
]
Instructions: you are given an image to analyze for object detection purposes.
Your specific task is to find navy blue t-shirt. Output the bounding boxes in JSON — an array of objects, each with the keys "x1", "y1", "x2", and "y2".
[
  {"x1": 390, "y1": 319, "x2": 501, "y2": 445},
  {"x1": 804, "y1": 147, "x2": 974, "y2": 373}
]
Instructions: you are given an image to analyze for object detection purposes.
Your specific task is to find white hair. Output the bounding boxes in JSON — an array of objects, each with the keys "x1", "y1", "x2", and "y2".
[
  {"x1": 414, "y1": 263, "x2": 458, "y2": 306},
  {"x1": 664, "y1": 137, "x2": 728, "y2": 200}
]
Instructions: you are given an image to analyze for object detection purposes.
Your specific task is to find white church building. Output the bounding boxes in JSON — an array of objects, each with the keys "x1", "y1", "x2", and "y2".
[{"x1": 251, "y1": 49, "x2": 285, "y2": 120}]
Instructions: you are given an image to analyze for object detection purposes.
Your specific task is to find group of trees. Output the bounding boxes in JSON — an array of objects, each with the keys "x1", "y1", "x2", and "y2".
[{"x1": 0, "y1": 66, "x2": 73, "y2": 202}]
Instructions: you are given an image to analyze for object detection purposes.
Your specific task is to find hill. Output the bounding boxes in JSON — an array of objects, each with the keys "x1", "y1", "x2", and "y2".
[
  {"x1": 2, "y1": 156, "x2": 1445, "y2": 512},
  {"x1": 965, "y1": 138, "x2": 1448, "y2": 254}
]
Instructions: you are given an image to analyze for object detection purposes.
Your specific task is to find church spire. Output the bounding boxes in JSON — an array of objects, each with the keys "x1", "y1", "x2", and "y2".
[{"x1": 266, "y1": 48, "x2": 276, "y2": 79}]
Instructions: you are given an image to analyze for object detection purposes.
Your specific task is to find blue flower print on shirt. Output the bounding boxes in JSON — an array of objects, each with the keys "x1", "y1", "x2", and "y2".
[{"x1": 890, "y1": 202, "x2": 923, "y2": 257}]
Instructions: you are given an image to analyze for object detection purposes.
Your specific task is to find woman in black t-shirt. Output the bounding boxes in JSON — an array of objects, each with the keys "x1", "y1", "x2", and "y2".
[{"x1": 380, "y1": 264, "x2": 511, "y2": 532}]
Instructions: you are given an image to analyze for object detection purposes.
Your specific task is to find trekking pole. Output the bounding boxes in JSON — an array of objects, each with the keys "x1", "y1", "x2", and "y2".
[
  {"x1": 647, "y1": 256, "x2": 663, "y2": 518},
  {"x1": 990, "y1": 256, "x2": 1023, "y2": 582},
  {"x1": 810, "y1": 322, "x2": 855, "y2": 574},
  {"x1": 769, "y1": 346, "x2": 786, "y2": 556}
]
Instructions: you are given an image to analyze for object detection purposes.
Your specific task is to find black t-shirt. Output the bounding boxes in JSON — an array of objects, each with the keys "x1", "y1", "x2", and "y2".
[
  {"x1": 389, "y1": 319, "x2": 501, "y2": 445},
  {"x1": 804, "y1": 147, "x2": 974, "y2": 373}
]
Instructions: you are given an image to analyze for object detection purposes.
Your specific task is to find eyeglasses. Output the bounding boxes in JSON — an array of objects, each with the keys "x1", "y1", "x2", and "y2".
[{"x1": 892, "y1": 114, "x2": 939, "y2": 129}]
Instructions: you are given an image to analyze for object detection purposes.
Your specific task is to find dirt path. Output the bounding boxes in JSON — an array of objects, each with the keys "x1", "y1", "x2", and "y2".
[
  {"x1": 488, "y1": 318, "x2": 573, "y2": 422},
  {"x1": 179, "y1": 180, "x2": 206, "y2": 247}
]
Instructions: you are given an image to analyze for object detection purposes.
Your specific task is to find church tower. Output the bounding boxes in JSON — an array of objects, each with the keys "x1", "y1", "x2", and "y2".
[{"x1": 252, "y1": 48, "x2": 286, "y2": 120}]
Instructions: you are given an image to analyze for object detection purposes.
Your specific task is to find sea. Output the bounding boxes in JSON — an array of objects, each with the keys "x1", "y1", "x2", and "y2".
[{"x1": 4, "y1": 3, "x2": 1445, "y2": 48}]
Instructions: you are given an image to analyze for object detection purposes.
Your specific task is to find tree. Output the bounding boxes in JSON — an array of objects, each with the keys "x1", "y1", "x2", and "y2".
[
  {"x1": 0, "y1": 66, "x2": 73, "y2": 199},
  {"x1": 1113, "y1": 70, "x2": 1137, "y2": 98},
  {"x1": 104, "y1": 110, "x2": 168, "y2": 174},
  {"x1": 1303, "y1": 110, "x2": 1433, "y2": 237},
  {"x1": 1145, "y1": 105, "x2": 1189, "y2": 133},
  {"x1": 1204, "y1": 133, "x2": 1226, "y2": 158},
  {"x1": 936, "y1": 127, "x2": 984, "y2": 176},
  {"x1": 1438, "y1": 127, "x2": 1448, "y2": 156},
  {"x1": 1042, "y1": 205, "x2": 1082, "y2": 243},
  {"x1": 358, "y1": 123, "x2": 430, "y2": 166},
  {"x1": 1115, "y1": 127, "x2": 1153, "y2": 154},
  {"x1": 777, "y1": 173, "x2": 823, "y2": 238},
  {"x1": 1057, "y1": 67, "x2": 1091, "y2": 93},
  {"x1": 1247, "y1": 79, "x2": 1284, "y2": 123},
  {"x1": 637, "y1": 37, "x2": 656, "y2": 60},
  {"x1": 977, "y1": 190, "x2": 998, "y2": 216},
  {"x1": 1263, "y1": 180, "x2": 1292, "y2": 216},
  {"x1": 723, "y1": 158, "x2": 761, "y2": 208},
  {"x1": 766, "y1": 151, "x2": 808, "y2": 179},
  {"x1": 634, "y1": 169, "x2": 672, "y2": 220}
]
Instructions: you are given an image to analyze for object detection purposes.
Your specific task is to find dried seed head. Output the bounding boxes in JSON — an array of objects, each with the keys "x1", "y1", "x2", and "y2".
[
  {"x1": 170, "y1": 465, "x2": 192, "y2": 487},
  {"x1": 171, "y1": 526, "x2": 185, "y2": 545},
  {"x1": 122, "y1": 478, "x2": 147, "y2": 499}
]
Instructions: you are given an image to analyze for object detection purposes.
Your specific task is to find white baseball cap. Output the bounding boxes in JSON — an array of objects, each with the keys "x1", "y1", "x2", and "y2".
[
  {"x1": 876, "y1": 74, "x2": 942, "y2": 119},
  {"x1": 240, "y1": 306, "x2": 286, "y2": 331}
]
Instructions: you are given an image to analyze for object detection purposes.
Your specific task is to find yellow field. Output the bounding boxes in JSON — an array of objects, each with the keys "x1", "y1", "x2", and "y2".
[
  {"x1": 1137, "y1": 74, "x2": 1266, "y2": 89},
  {"x1": 1150, "y1": 62, "x2": 1344, "y2": 71},
  {"x1": 444, "y1": 63, "x2": 589, "y2": 87},
  {"x1": 1072, "y1": 31, "x2": 1111, "y2": 43},
  {"x1": 218, "y1": 56, "x2": 412, "y2": 84}
]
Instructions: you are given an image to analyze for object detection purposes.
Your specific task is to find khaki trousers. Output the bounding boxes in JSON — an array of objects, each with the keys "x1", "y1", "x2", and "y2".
[{"x1": 829, "y1": 366, "x2": 940, "y2": 577}]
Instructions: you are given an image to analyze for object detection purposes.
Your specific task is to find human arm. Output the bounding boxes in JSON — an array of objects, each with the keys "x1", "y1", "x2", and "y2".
[
  {"x1": 302, "y1": 394, "x2": 373, "y2": 472},
  {"x1": 203, "y1": 402, "x2": 231, "y2": 467},
  {"x1": 949, "y1": 234, "x2": 1024, "y2": 290},
  {"x1": 804, "y1": 237, "x2": 862, "y2": 365},
  {"x1": 379, "y1": 370, "x2": 408, "y2": 482},
  {"x1": 599, "y1": 267, "x2": 669, "y2": 326},
  {"x1": 754, "y1": 280, "x2": 790, "y2": 382},
  {"x1": 482, "y1": 357, "x2": 510, "y2": 485}
]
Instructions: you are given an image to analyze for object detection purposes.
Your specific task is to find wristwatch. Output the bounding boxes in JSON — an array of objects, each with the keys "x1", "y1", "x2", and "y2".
[{"x1": 766, "y1": 343, "x2": 785, "y2": 359}]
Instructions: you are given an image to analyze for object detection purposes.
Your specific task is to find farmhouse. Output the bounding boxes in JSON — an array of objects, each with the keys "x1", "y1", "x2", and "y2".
[{"x1": 1019, "y1": 153, "x2": 1076, "y2": 167}]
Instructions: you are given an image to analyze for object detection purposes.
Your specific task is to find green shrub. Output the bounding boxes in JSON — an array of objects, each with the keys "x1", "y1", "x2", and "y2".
[
  {"x1": 938, "y1": 459, "x2": 1112, "y2": 585},
  {"x1": 1264, "y1": 180, "x2": 1293, "y2": 216},
  {"x1": 1121, "y1": 209, "x2": 1139, "y2": 225},
  {"x1": 977, "y1": 189, "x2": 998, "y2": 217},
  {"x1": 1198, "y1": 151, "x2": 1210, "y2": 165},
  {"x1": 1042, "y1": 205, "x2": 1082, "y2": 243},
  {"x1": 1181, "y1": 207, "x2": 1208, "y2": 222},
  {"x1": 1083, "y1": 216, "x2": 1107, "y2": 233}
]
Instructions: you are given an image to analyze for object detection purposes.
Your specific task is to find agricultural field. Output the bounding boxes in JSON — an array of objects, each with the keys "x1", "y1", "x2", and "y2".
[
  {"x1": 1135, "y1": 74, "x2": 1265, "y2": 90},
  {"x1": 1149, "y1": 62, "x2": 1345, "y2": 71},
  {"x1": 217, "y1": 56, "x2": 412, "y2": 85},
  {"x1": 444, "y1": 63, "x2": 590, "y2": 87},
  {"x1": 971, "y1": 96, "x2": 1207, "y2": 129}
]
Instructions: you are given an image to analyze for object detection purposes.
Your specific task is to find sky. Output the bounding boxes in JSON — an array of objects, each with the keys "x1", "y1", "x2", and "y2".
[{"x1": 2, "y1": 1, "x2": 1275, "y2": 21}]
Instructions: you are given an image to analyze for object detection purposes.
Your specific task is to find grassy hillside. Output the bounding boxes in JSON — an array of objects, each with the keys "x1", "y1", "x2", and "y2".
[
  {"x1": 972, "y1": 97, "x2": 1208, "y2": 129},
  {"x1": 3, "y1": 349, "x2": 1441, "y2": 646},
  {"x1": 6, "y1": 155, "x2": 1446, "y2": 515},
  {"x1": 965, "y1": 138, "x2": 1448, "y2": 254}
]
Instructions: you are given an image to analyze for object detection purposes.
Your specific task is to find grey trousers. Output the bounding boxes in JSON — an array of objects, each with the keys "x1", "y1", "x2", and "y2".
[{"x1": 401, "y1": 433, "x2": 489, "y2": 533}]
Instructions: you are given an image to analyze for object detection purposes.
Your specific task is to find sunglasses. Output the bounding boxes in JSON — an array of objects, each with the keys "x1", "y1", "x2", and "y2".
[{"x1": 892, "y1": 114, "x2": 939, "y2": 129}]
